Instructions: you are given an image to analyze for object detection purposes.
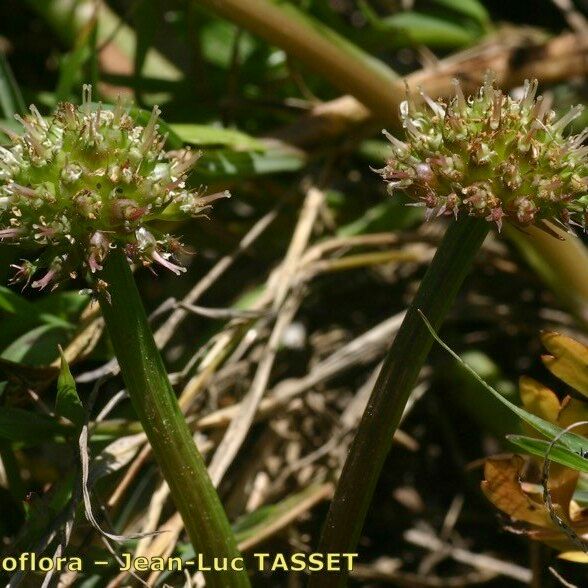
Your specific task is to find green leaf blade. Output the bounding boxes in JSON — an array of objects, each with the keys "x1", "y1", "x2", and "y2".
[
  {"x1": 420, "y1": 310, "x2": 588, "y2": 456},
  {"x1": 507, "y1": 434, "x2": 588, "y2": 474},
  {"x1": 55, "y1": 347, "x2": 85, "y2": 429},
  {"x1": 0, "y1": 407, "x2": 71, "y2": 443},
  {"x1": 0, "y1": 53, "x2": 26, "y2": 118}
]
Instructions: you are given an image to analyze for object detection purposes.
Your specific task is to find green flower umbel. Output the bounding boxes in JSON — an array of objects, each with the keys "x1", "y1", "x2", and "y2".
[
  {"x1": 0, "y1": 86, "x2": 223, "y2": 290},
  {"x1": 380, "y1": 73, "x2": 588, "y2": 231}
]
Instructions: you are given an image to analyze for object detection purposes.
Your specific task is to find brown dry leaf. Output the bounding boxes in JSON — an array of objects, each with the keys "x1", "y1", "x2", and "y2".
[
  {"x1": 50, "y1": 316, "x2": 104, "y2": 369},
  {"x1": 527, "y1": 521, "x2": 588, "y2": 552},
  {"x1": 517, "y1": 379, "x2": 581, "y2": 510},
  {"x1": 546, "y1": 464, "x2": 579, "y2": 515},
  {"x1": 481, "y1": 455, "x2": 555, "y2": 528},
  {"x1": 541, "y1": 331, "x2": 588, "y2": 397},
  {"x1": 569, "y1": 500, "x2": 586, "y2": 522},
  {"x1": 485, "y1": 333, "x2": 588, "y2": 560}
]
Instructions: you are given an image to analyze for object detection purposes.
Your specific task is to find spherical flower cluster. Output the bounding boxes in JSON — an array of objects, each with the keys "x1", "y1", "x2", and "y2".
[
  {"x1": 379, "y1": 73, "x2": 588, "y2": 231},
  {"x1": 0, "y1": 86, "x2": 225, "y2": 290}
]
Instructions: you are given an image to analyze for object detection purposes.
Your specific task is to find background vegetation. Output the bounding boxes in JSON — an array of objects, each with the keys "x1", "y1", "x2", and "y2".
[{"x1": 2, "y1": 0, "x2": 588, "y2": 586}]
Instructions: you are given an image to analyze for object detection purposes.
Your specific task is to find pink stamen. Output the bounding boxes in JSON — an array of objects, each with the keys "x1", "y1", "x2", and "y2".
[
  {"x1": 32, "y1": 270, "x2": 56, "y2": 290},
  {"x1": 0, "y1": 227, "x2": 22, "y2": 240},
  {"x1": 151, "y1": 250, "x2": 186, "y2": 275}
]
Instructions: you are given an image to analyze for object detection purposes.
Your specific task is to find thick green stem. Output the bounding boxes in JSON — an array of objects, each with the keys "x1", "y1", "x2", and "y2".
[
  {"x1": 311, "y1": 217, "x2": 489, "y2": 588},
  {"x1": 97, "y1": 249, "x2": 250, "y2": 588},
  {"x1": 194, "y1": 0, "x2": 400, "y2": 124}
]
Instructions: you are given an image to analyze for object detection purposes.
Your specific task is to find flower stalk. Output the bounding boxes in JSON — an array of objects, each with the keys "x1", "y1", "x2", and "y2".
[
  {"x1": 312, "y1": 216, "x2": 488, "y2": 587},
  {"x1": 313, "y1": 75, "x2": 588, "y2": 587},
  {"x1": 97, "y1": 250, "x2": 249, "y2": 588},
  {"x1": 0, "y1": 91, "x2": 250, "y2": 587}
]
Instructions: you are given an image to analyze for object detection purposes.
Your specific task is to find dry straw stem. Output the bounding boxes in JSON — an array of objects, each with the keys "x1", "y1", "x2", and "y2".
[
  {"x1": 194, "y1": 310, "x2": 407, "y2": 431},
  {"x1": 197, "y1": 0, "x2": 588, "y2": 137},
  {"x1": 404, "y1": 528, "x2": 532, "y2": 583},
  {"x1": 275, "y1": 31, "x2": 588, "y2": 145},
  {"x1": 208, "y1": 185, "x2": 324, "y2": 485},
  {"x1": 349, "y1": 528, "x2": 531, "y2": 585},
  {"x1": 155, "y1": 206, "x2": 280, "y2": 348}
]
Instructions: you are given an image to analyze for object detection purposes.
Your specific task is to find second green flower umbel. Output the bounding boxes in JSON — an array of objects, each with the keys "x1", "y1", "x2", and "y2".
[
  {"x1": 380, "y1": 75, "x2": 588, "y2": 231},
  {"x1": 314, "y1": 74, "x2": 588, "y2": 588}
]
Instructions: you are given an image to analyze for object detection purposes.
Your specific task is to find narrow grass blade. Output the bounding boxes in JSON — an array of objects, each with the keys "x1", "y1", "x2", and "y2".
[
  {"x1": 420, "y1": 310, "x2": 588, "y2": 456},
  {"x1": 507, "y1": 434, "x2": 588, "y2": 473},
  {"x1": 0, "y1": 54, "x2": 25, "y2": 117}
]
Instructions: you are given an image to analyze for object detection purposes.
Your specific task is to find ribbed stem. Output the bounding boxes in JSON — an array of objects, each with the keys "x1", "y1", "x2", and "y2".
[
  {"x1": 97, "y1": 249, "x2": 250, "y2": 588},
  {"x1": 312, "y1": 217, "x2": 489, "y2": 588}
]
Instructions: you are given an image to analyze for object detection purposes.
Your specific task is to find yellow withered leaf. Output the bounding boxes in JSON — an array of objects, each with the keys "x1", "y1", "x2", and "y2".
[
  {"x1": 558, "y1": 551, "x2": 588, "y2": 563},
  {"x1": 558, "y1": 396, "x2": 588, "y2": 436},
  {"x1": 481, "y1": 456, "x2": 556, "y2": 528},
  {"x1": 519, "y1": 375, "x2": 560, "y2": 423},
  {"x1": 541, "y1": 332, "x2": 588, "y2": 397}
]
